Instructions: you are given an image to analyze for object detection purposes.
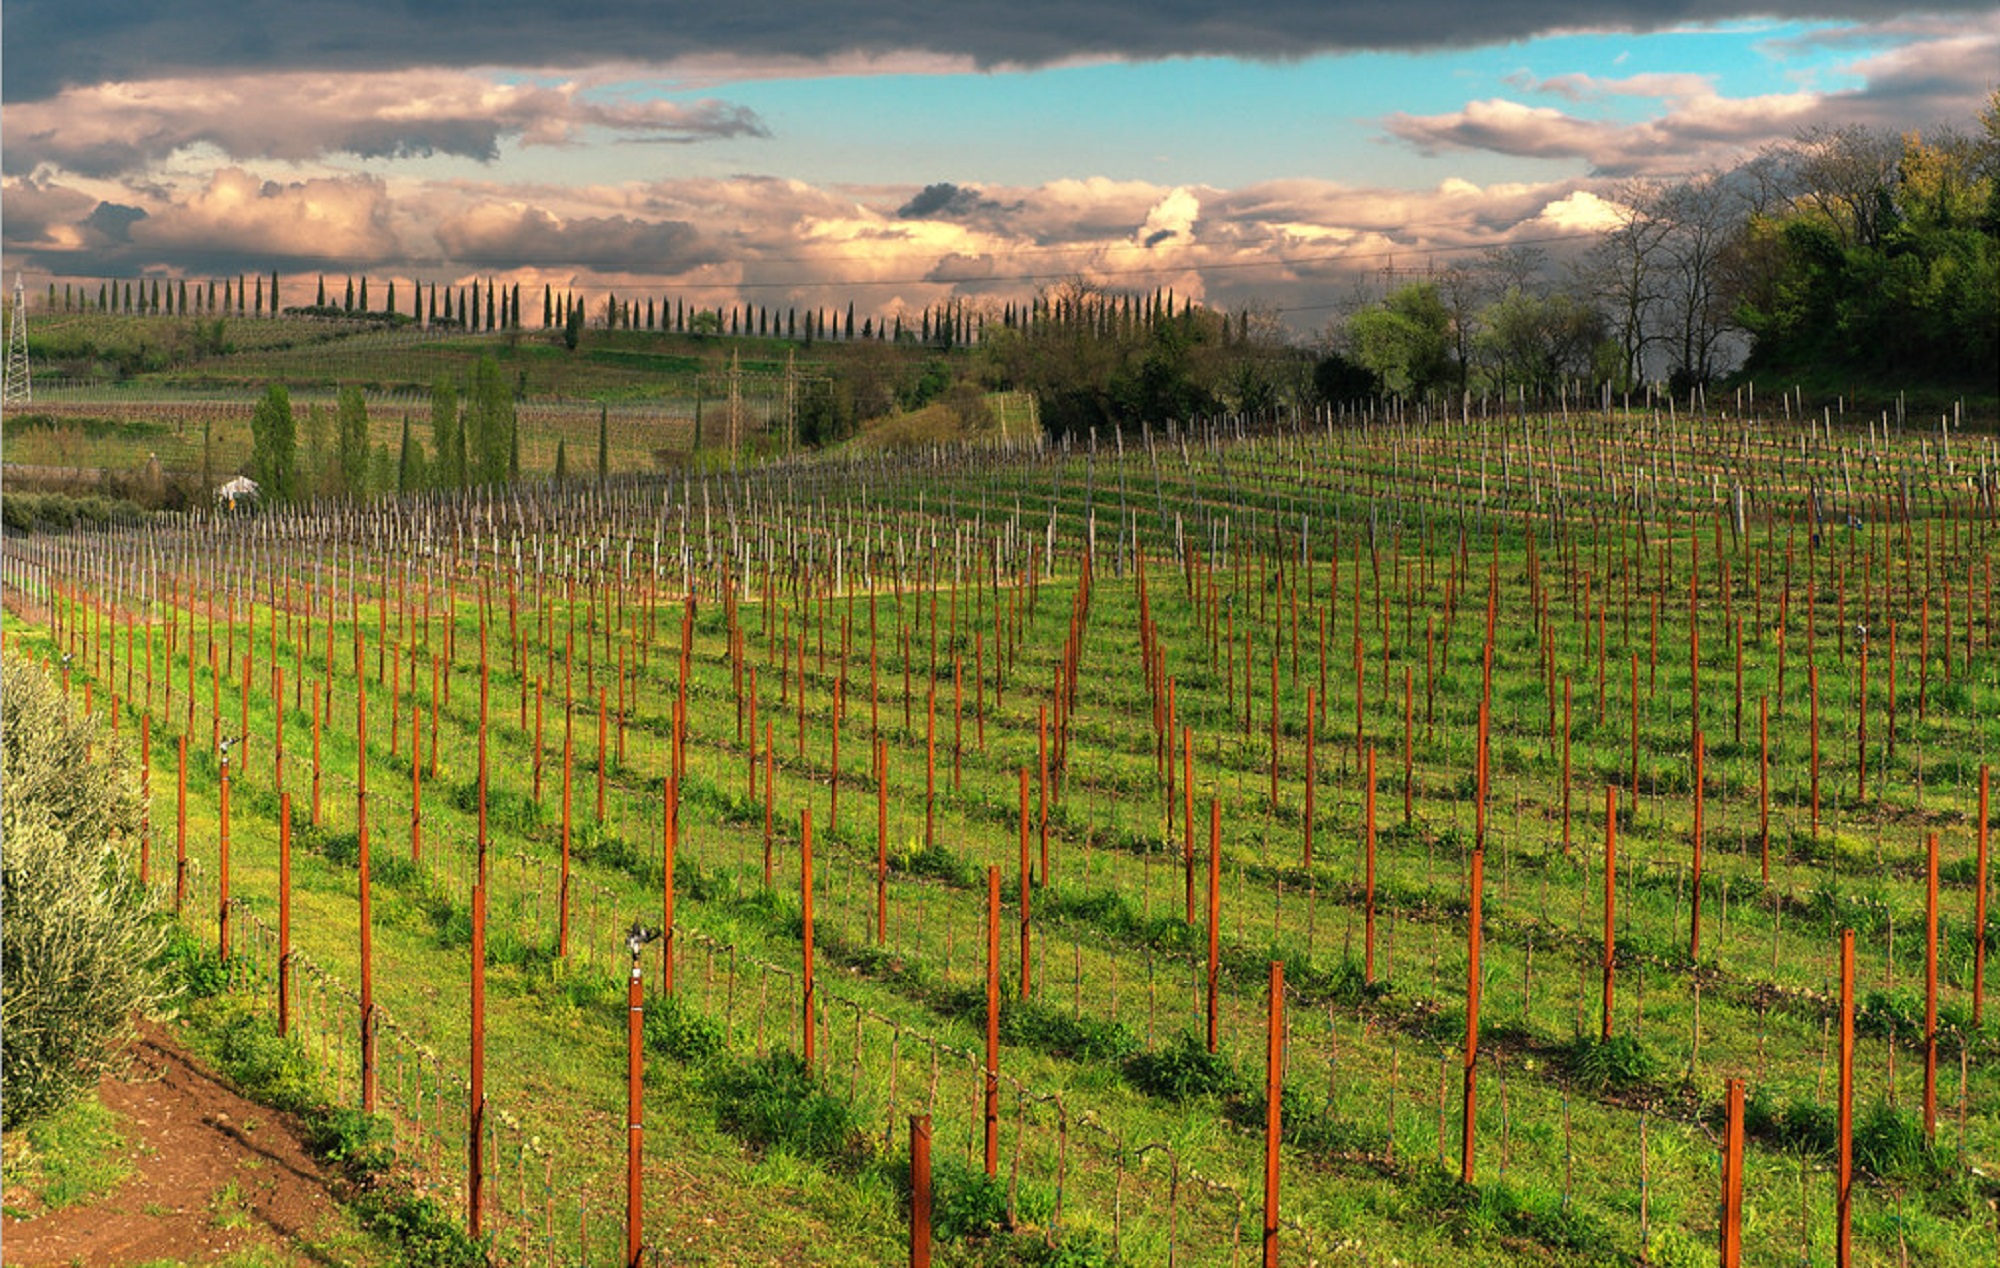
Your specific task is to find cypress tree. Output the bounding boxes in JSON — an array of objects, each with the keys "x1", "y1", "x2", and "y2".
[
  {"x1": 178, "y1": 280, "x2": 188, "y2": 313},
  {"x1": 317, "y1": 275, "x2": 326, "y2": 306},
  {"x1": 255, "y1": 274, "x2": 264, "y2": 315},
  {"x1": 543, "y1": 285, "x2": 554, "y2": 329},
  {"x1": 387, "y1": 280, "x2": 397, "y2": 316},
  {"x1": 845, "y1": 301, "x2": 854, "y2": 339},
  {"x1": 360, "y1": 277, "x2": 370, "y2": 313},
  {"x1": 271, "y1": 270, "x2": 280, "y2": 312},
  {"x1": 396, "y1": 415, "x2": 414, "y2": 492},
  {"x1": 344, "y1": 277, "x2": 355, "y2": 312},
  {"x1": 787, "y1": 308, "x2": 796, "y2": 339},
  {"x1": 597, "y1": 403, "x2": 608, "y2": 487},
  {"x1": 511, "y1": 284, "x2": 521, "y2": 329},
  {"x1": 553, "y1": 438, "x2": 567, "y2": 483},
  {"x1": 98, "y1": 283, "x2": 107, "y2": 311},
  {"x1": 486, "y1": 280, "x2": 495, "y2": 329}
]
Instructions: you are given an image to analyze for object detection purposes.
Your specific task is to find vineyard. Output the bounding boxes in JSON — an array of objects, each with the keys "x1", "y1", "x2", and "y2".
[{"x1": 2, "y1": 402, "x2": 1996, "y2": 1266}]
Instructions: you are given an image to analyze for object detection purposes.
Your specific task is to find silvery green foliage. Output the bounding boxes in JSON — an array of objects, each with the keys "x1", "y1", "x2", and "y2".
[{"x1": 2, "y1": 653, "x2": 163, "y2": 1128}]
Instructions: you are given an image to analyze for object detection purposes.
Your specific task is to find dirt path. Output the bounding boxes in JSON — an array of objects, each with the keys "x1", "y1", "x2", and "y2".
[{"x1": 1, "y1": 1021, "x2": 375, "y2": 1267}]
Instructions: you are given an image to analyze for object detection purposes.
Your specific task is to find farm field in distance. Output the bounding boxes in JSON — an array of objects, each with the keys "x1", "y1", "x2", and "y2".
[{"x1": 3, "y1": 405, "x2": 1996, "y2": 1266}]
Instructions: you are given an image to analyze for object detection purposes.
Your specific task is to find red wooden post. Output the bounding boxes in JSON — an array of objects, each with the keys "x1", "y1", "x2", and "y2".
[
  {"x1": 359, "y1": 635, "x2": 375, "y2": 1113},
  {"x1": 802, "y1": 807, "x2": 816, "y2": 1068},
  {"x1": 1263, "y1": 959, "x2": 1284, "y2": 1268},
  {"x1": 627, "y1": 939, "x2": 645, "y2": 1268},
  {"x1": 218, "y1": 743, "x2": 232, "y2": 964},
  {"x1": 1837, "y1": 928, "x2": 1854, "y2": 1268},
  {"x1": 764, "y1": 721, "x2": 775, "y2": 886},
  {"x1": 470, "y1": 883, "x2": 487, "y2": 1240},
  {"x1": 176, "y1": 732, "x2": 188, "y2": 914},
  {"x1": 1364, "y1": 747, "x2": 1377, "y2": 984},
  {"x1": 560, "y1": 724, "x2": 574, "y2": 958},
  {"x1": 909, "y1": 1115, "x2": 933, "y2": 1268},
  {"x1": 1207, "y1": 796, "x2": 1222, "y2": 1052},
  {"x1": 1721, "y1": 1077, "x2": 1745, "y2": 1268},
  {"x1": 924, "y1": 686, "x2": 936, "y2": 848},
  {"x1": 1690, "y1": 729, "x2": 1705, "y2": 963},
  {"x1": 1977, "y1": 765, "x2": 1990, "y2": 1029},
  {"x1": 984, "y1": 866, "x2": 1000, "y2": 1178},
  {"x1": 279, "y1": 792, "x2": 292, "y2": 1037},
  {"x1": 1924, "y1": 830, "x2": 1939, "y2": 1140},
  {"x1": 1019, "y1": 768, "x2": 1032, "y2": 999},
  {"x1": 663, "y1": 774, "x2": 678, "y2": 994},
  {"x1": 877, "y1": 738, "x2": 889, "y2": 946},
  {"x1": 1602, "y1": 785, "x2": 1617, "y2": 1041},
  {"x1": 1461, "y1": 844, "x2": 1484, "y2": 1184}
]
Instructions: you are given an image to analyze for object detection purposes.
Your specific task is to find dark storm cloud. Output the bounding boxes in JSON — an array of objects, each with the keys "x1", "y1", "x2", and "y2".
[
  {"x1": 7, "y1": 1, "x2": 1977, "y2": 101},
  {"x1": 432, "y1": 205, "x2": 717, "y2": 273},
  {"x1": 896, "y1": 183, "x2": 1018, "y2": 220}
]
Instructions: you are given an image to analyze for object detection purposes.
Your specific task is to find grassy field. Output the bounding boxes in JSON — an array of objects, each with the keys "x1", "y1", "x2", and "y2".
[{"x1": 3, "y1": 405, "x2": 1996, "y2": 1265}]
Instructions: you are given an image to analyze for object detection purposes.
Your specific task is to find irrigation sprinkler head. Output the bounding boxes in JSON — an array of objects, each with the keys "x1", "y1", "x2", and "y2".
[
  {"x1": 218, "y1": 735, "x2": 233, "y2": 768},
  {"x1": 625, "y1": 920, "x2": 660, "y2": 961},
  {"x1": 61, "y1": 652, "x2": 72, "y2": 666}
]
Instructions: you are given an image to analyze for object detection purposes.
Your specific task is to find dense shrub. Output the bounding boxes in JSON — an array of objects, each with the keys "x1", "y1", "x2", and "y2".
[{"x1": 1, "y1": 653, "x2": 164, "y2": 1128}]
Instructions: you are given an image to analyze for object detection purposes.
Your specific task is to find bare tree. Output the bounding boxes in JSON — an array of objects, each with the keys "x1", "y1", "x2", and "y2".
[
  {"x1": 1578, "y1": 180, "x2": 1669, "y2": 389},
  {"x1": 1655, "y1": 171, "x2": 1745, "y2": 388}
]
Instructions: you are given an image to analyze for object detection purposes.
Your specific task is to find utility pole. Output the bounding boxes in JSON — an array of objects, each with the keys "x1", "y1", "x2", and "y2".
[{"x1": 4, "y1": 274, "x2": 33, "y2": 408}]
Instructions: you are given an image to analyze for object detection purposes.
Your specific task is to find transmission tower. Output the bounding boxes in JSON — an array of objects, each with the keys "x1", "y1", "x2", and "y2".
[{"x1": 3, "y1": 274, "x2": 31, "y2": 409}]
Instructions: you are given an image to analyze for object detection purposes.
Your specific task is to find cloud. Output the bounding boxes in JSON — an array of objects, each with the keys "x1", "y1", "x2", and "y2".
[
  {"x1": 139, "y1": 169, "x2": 403, "y2": 266},
  {"x1": 11, "y1": 1, "x2": 1989, "y2": 102},
  {"x1": 896, "y1": 182, "x2": 1019, "y2": 221},
  {"x1": 1386, "y1": 13, "x2": 2000, "y2": 174},
  {"x1": 432, "y1": 203, "x2": 714, "y2": 272},
  {"x1": 2, "y1": 70, "x2": 767, "y2": 176}
]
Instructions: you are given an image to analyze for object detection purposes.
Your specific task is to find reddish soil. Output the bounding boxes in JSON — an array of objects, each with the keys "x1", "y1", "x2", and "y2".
[{"x1": 1, "y1": 1021, "x2": 373, "y2": 1267}]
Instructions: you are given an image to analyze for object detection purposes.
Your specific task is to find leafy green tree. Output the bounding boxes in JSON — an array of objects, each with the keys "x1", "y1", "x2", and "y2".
[
  {"x1": 335, "y1": 385, "x2": 370, "y2": 496},
  {"x1": 563, "y1": 302, "x2": 585, "y2": 350},
  {"x1": 2, "y1": 654, "x2": 163, "y2": 1128},
  {"x1": 430, "y1": 378, "x2": 463, "y2": 489},
  {"x1": 554, "y1": 438, "x2": 568, "y2": 483},
  {"x1": 1348, "y1": 282, "x2": 1455, "y2": 398},
  {"x1": 247, "y1": 383, "x2": 299, "y2": 502}
]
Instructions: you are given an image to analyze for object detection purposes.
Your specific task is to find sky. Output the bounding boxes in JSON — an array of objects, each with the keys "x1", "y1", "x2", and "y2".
[{"x1": 3, "y1": 2, "x2": 1995, "y2": 333}]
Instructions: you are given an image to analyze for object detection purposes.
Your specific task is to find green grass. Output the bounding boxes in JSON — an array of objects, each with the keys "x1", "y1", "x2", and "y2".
[{"x1": 0, "y1": 1091, "x2": 134, "y2": 1216}]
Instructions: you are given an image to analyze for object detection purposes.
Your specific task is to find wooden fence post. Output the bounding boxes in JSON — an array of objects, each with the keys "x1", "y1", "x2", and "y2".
[
  {"x1": 627, "y1": 939, "x2": 645, "y2": 1268},
  {"x1": 1602, "y1": 785, "x2": 1617, "y2": 1041},
  {"x1": 985, "y1": 866, "x2": 1000, "y2": 1178},
  {"x1": 1207, "y1": 797, "x2": 1222, "y2": 1053},
  {"x1": 910, "y1": 1114, "x2": 933, "y2": 1268},
  {"x1": 1720, "y1": 1077, "x2": 1745, "y2": 1268},
  {"x1": 1837, "y1": 928, "x2": 1854, "y2": 1267},
  {"x1": 278, "y1": 792, "x2": 292, "y2": 1040},
  {"x1": 802, "y1": 808, "x2": 816, "y2": 1069},
  {"x1": 470, "y1": 882, "x2": 487, "y2": 1241},
  {"x1": 1264, "y1": 959, "x2": 1284, "y2": 1268}
]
